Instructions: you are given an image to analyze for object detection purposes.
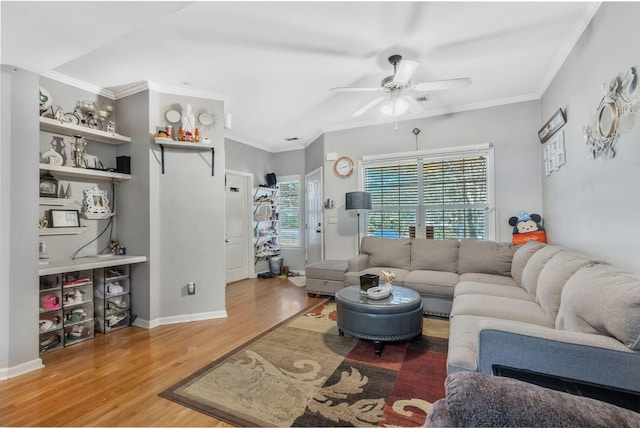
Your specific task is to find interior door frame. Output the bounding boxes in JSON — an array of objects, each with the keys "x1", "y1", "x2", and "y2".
[
  {"x1": 305, "y1": 167, "x2": 324, "y2": 264},
  {"x1": 225, "y1": 169, "x2": 254, "y2": 280}
]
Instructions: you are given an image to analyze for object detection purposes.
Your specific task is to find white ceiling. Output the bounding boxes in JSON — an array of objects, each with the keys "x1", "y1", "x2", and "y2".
[{"x1": 1, "y1": 1, "x2": 598, "y2": 152}]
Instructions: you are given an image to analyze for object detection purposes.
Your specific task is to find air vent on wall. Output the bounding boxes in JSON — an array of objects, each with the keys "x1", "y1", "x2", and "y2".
[
  {"x1": 416, "y1": 96, "x2": 430, "y2": 103},
  {"x1": 285, "y1": 137, "x2": 299, "y2": 141}
]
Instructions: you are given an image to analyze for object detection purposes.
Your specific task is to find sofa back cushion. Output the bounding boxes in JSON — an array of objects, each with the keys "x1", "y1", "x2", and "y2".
[
  {"x1": 457, "y1": 240, "x2": 515, "y2": 277},
  {"x1": 361, "y1": 237, "x2": 411, "y2": 270},
  {"x1": 520, "y1": 245, "x2": 563, "y2": 297},
  {"x1": 535, "y1": 251, "x2": 592, "y2": 323},
  {"x1": 556, "y1": 265, "x2": 640, "y2": 350},
  {"x1": 410, "y1": 239, "x2": 459, "y2": 272},
  {"x1": 511, "y1": 241, "x2": 545, "y2": 285}
]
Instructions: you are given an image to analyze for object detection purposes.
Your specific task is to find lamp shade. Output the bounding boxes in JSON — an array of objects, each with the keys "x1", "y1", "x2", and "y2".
[{"x1": 345, "y1": 191, "x2": 372, "y2": 211}]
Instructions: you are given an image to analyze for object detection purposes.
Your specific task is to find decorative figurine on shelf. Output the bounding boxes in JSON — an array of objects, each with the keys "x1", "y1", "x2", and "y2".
[
  {"x1": 181, "y1": 104, "x2": 196, "y2": 135},
  {"x1": 39, "y1": 241, "x2": 49, "y2": 261},
  {"x1": 178, "y1": 126, "x2": 185, "y2": 141},
  {"x1": 110, "y1": 239, "x2": 119, "y2": 255},
  {"x1": 194, "y1": 128, "x2": 200, "y2": 142},
  {"x1": 39, "y1": 216, "x2": 48, "y2": 229},
  {"x1": 71, "y1": 135, "x2": 87, "y2": 168}
]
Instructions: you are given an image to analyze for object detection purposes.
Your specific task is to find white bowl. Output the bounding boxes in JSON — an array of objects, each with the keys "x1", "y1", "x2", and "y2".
[{"x1": 367, "y1": 286, "x2": 390, "y2": 300}]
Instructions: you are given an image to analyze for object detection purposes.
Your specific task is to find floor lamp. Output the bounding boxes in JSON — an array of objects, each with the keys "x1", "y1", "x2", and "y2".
[{"x1": 345, "y1": 191, "x2": 372, "y2": 254}]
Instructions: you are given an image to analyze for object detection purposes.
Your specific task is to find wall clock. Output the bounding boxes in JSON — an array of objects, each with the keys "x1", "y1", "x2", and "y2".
[{"x1": 334, "y1": 156, "x2": 355, "y2": 178}]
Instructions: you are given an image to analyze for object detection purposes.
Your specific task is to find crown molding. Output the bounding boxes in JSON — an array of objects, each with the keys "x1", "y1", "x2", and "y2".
[
  {"x1": 536, "y1": 2, "x2": 601, "y2": 97},
  {"x1": 40, "y1": 71, "x2": 116, "y2": 99},
  {"x1": 225, "y1": 133, "x2": 274, "y2": 153}
]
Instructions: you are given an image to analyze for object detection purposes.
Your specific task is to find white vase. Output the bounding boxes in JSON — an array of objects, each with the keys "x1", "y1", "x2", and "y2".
[{"x1": 384, "y1": 282, "x2": 393, "y2": 293}]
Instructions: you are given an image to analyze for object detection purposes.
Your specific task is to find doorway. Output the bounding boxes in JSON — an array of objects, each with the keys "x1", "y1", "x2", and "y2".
[
  {"x1": 305, "y1": 167, "x2": 323, "y2": 265},
  {"x1": 225, "y1": 171, "x2": 253, "y2": 283}
]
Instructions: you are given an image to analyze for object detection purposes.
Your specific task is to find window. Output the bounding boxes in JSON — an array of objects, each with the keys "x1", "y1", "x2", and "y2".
[
  {"x1": 278, "y1": 176, "x2": 301, "y2": 247},
  {"x1": 363, "y1": 145, "x2": 493, "y2": 240}
]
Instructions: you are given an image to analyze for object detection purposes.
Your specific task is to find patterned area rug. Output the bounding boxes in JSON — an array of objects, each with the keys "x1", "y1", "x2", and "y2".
[{"x1": 160, "y1": 301, "x2": 449, "y2": 427}]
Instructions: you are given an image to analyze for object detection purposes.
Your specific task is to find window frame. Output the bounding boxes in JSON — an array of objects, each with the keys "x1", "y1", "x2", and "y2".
[
  {"x1": 277, "y1": 175, "x2": 302, "y2": 248},
  {"x1": 359, "y1": 143, "x2": 496, "y2": 240}
]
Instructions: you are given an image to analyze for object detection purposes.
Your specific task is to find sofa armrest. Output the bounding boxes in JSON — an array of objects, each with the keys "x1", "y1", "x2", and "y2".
[
  {"x1": 348, "y1": 254, "x2": 370, "y2": 272},
  {"x1": 476, "y1": 319, "x2": 640, "y2": 393}
]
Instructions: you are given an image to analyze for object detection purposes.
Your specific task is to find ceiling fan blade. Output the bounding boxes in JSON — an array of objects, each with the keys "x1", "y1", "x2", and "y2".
[
  {"x1": 352, "y1": 96, "x2": 386, "y2": 117},
  {"x1": 393, "y1": 59, "x2": 420, "y2": 84},
  {"x1": 331, "y1": 86, "x2": 380, "y2": 92},
  {"x1": 414, "y1": 77, "x2": 472, "y2": 92},
  {"x1": 403, "y1": 95, "x2": 425, "y2": 114}
]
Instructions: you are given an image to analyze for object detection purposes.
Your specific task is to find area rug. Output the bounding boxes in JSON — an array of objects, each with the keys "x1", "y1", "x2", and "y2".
[
  {"x1": 159, "y1": 301, "x2": 449, "y2": 427},
  {"x1": 287, "y1": 275, "x2": 306, "y2": 287}
]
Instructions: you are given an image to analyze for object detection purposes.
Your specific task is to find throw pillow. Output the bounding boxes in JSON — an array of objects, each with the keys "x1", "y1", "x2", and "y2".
[
  {"x1": 410, "y1": 239, "x2": 459, "y2": 272},
  {"x1": 535, "y1": 251, "x2": 592, "y2": 323},
  {"x1": 361, "y1": 237, "x2": 411, "y2": 270},
  {"x1": 556, "y1": 264, "x2": 640, "y2": 350},
  {"x1": 511, "y1": 240, "x2": 545, "y2": 285},
  {"x1": 457, "y1": 239, "x2": 515, "y2": 277}
]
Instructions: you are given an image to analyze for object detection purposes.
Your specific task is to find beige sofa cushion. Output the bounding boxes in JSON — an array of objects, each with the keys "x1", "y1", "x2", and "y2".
[
  {"x1": 455, "y1": 281, "x2": 532, "y2": 301},
  {"x1": 410, "y1": 239, "x2": 459, "y2": 272},
  {"x1": 520, "y1": 245, "x2": 563, "y2": 297},
  {"x1": 404, "y1": 270, "x2": 459, "y2": 297},
  {"x1": 361, "y1": 237, "x2": 411, "y2": 270},
  {"x1": 556, "y1": 265, "x2": 640, "y2": 350},
  {"x1": 536, "y1": 251, "x2": 592, "y2": 323},
  {"x1": 458, "y1": 240, "x2": 515, "y2": 277},
  {"x1": 511, "y1": 241, "x2": 545, "y2": 285},
  {"x1": 451, "y1": 294, "x2": 554, "y2": 327}
]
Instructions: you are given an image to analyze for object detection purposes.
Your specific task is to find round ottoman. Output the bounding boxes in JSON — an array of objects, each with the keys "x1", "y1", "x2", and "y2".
[{"x1": 335, "y1": 285, "x2": 423, "y2": 356}]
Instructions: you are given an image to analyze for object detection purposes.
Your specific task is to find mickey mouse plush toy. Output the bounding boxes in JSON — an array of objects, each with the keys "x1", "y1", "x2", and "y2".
[{"x1": 508, "y1": 210, "x2": 547, "y2": 245}]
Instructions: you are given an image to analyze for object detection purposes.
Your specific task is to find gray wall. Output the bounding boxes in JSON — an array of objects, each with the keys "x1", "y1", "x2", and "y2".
[
  {"x1": 321, "y1": 101, "x2": 542, "y2": 260},
  {"x1": 540, "y1": 2, "x2": 640, "y2": 272},
  {"x1": 272, "y1": 149, "x2": 306, "y2": 271},
  {"x1": 225, "y1": 137, "x2": 274, "y2": 185},
  {"x1": 0, "y1": 66, "x2": 40, "y2": 375}
]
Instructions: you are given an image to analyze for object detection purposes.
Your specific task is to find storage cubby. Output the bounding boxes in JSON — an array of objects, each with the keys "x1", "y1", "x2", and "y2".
[
  {"x1": 39, "y1": 289, "x2": 62, "y2": 313},
  {"x1": 39, "y1": 330, "x2": 64, "y2": 354},
  {"x1": 94, "y1": 265, "x2": 132, "y2": 333},
  {"x1": 64, "y1": 320, "x2": 94, "y2": 346}
]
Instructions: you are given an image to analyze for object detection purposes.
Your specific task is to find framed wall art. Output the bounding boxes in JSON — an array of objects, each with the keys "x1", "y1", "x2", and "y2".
[
  {"x1": 50, "y1": 210, "x2": 80, "y2": 228},
  {"x1": 83, "y1": 186, "x2": 110, "y2": 214}
]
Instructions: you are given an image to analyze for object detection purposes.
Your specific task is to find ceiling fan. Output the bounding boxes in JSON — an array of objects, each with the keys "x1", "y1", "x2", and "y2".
[{"x1": 331, "y1": 54, "x2": 472, "y2": 118}]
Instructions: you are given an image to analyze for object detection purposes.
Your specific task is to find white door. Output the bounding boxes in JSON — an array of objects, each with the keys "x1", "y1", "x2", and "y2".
[
  {"x1": 305, "y1": 167, "x2": 323, "y2": 265},
  {"x1": 225, "y1": 172, "x2": 251, "y2": 283}
]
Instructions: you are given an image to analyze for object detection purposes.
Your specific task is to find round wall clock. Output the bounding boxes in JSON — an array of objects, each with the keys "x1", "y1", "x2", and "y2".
[{"x1": 334, "y1": 156, "x2": 355, "y2": 178}]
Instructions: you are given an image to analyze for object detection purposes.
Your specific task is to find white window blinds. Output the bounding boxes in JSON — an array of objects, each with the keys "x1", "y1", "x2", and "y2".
[
  {"x1": 362, "y1": 148, "x2": 491, "y2": 240},
  {"x1": 278, "y1": 177, "x2": 300, "y2": 247}
]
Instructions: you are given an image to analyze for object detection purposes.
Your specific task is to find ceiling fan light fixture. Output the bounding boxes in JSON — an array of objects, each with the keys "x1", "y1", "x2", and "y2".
[{"x1": 380, "y1": 96, "x2": 410, "y2": 117}]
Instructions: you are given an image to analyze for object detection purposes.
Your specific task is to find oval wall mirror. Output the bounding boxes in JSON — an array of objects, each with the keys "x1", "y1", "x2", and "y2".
[
  {"x1": 165, "y1": 110, "x2": 181, "y2": 123},
  {"x1": 597, "y1": 102, "x2": 618, "y2": 139},
  {"x1": 584, "y1": 67, "x2": 640, "y2": 160},
  {"x1": 199, "y1": 113, "x2": 214, "y2": 126}
]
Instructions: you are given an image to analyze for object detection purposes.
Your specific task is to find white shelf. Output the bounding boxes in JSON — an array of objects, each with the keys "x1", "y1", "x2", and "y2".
[
  {"x1": 153, "y1": 137, "x2": 214, "y2": 150},
  {"x1": 40, "y1": 117, "x2": 131, "y2": 145},
  {"x1": 39, "y1": 227, "x2": 89, "y2": 236},
  {"x1": 39, "y1": 255, "x2": 147, "y2": 276},
  {"x1": 80, "y1": 212, "x2": 115, "y2": 220},
  {"x1": 39, "y1": 197, "x2": 80, "y2": 206},
  {"x1": 40, "y1": 164, "x2": 131, "y2": 181}
]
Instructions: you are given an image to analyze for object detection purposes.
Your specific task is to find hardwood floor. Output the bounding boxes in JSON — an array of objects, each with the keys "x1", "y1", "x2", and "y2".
[{"x1": 0, "y1": 277, "x2": 323, "y2": 426}]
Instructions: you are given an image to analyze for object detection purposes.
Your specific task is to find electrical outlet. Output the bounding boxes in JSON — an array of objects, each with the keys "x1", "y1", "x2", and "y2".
[{"x1": 187, "y1": 282, "x2": 196, "y2": 295}]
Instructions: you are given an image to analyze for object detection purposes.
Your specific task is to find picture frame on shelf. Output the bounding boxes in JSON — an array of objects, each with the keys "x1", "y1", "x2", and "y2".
[
  {"x1": 83, "y1": 186, "x2": 110, "y2": 214},
  {"x1": 39, "y1": 173, "x2": 58, "y2": 198},
  {"x1": 50, "y1": 210, "x2": 80, "y2": 228}
]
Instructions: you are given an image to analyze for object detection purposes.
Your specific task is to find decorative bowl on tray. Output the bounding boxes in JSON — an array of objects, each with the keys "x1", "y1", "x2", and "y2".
[{"x1": 367, "y1": 286, "x2": 390, "y2": 300}]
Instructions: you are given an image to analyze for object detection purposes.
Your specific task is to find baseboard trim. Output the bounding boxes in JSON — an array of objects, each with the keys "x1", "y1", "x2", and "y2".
[
  {"x1": 131, "y1": 310, "x2": 228, "y2": 329},
  {"x1": 0, "y1": 358, "x2": 44, "y2": 381}
]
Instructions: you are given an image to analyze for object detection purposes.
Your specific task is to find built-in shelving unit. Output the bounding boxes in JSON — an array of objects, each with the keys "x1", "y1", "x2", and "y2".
[
  {"x1": 39, "y1": 164, "x2": 130, "y2": 181},
  {"x1": 40, "y1": 117, "x2": 131, "y2": 145},
  {"x1": 253, "y1": 186, "x2": 280, "y2": 263}
]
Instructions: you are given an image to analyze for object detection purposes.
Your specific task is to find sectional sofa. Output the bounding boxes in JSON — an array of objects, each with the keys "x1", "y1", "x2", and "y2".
[{"x1": 341, "y1": 237, "x2": 640, "y2": 393}]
